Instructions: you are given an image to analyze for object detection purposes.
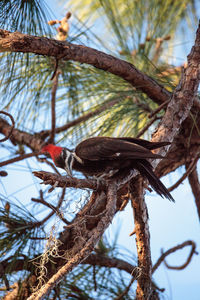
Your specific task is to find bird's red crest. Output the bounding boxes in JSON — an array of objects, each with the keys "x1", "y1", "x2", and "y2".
[{"x1": 41, "y1": 144, "x2": 62, "y2": 162}]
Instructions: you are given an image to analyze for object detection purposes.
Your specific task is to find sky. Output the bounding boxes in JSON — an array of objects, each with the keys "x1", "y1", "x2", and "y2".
[{"x1": 1, "y1": 0, "x2": 200, "y2": 299}]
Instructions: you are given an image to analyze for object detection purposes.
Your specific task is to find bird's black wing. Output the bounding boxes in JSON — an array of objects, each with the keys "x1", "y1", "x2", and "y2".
[
  {"x1": 117, "y1": 137, "x2": 170, "y2": 150},
  {"x1": 75, "y1": 137, "x2": 164, "y2": 161}
]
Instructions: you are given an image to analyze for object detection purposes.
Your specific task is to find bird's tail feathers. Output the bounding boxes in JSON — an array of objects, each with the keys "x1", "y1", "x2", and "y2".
[{"x1": 136, "y1": 161, "x2": 174, "y2": 202}]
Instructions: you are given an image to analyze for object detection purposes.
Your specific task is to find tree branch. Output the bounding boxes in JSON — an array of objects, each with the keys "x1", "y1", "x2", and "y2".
[
  {"x1": 187, "y1": 164, "x2": 200, "y2": 219},
  {"x1": 0, "y1": 117, "x2": 44, "y2": 151},
  {"x1": 33, "y1": 170, "x2": 103, "y2": 190},
  {"x1": 40, "y1": 98, "x2": 122, "y2": 137},
  {"x1": 83, "y1": 254, "x2": 136, "y2": 275},
  {"x1": 0, "y1": 152, "x2": 38, "y2": 167},
  {"x1": 31, "y1": 189, "x2": 70, "y2": 225},
  {"x1": 0, "y1": 29, "x2": 171, "y2": 105},
  {"x1": 49, "y1": 69, "x2": 61, "y2": 143},
  {"x1": 0, "y1": 253, "x2": 135, "y2": 279},
  {"x1": 130, "y1": 176, "x2": 152, "y2": 299},
  {"x1": 114, "y1": 276, "x2": 135, "y2": 300},
  {"x1": 152, "y1": 22, "x2": 200, "y2": 154},
  {"x1": 168, "y1": 154, "x2": 199, "y2": 192},
  {"x1": 0, "y1": 111, "x2": 15, "y2": 142},
  {"x1": 136, "y1": 115, "x2": 161, "y2": 138}
]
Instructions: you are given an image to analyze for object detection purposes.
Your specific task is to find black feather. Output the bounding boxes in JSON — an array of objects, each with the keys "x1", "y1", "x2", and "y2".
[
  {"x1": 69, "y1": 136, "x2": 174, "y2": 201},
  {"x1": 136, "y1": 160, "x2": 174, "y2": 202}
]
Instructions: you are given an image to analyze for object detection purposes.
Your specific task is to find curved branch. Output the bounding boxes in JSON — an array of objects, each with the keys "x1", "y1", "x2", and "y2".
[
  {"x1": 152, "y1": 240, "x2": 197, "y2": 273},
  {"x1": 0, "y1": 29, "x2": 171, "y2": 105},
  {"x1": 83, "y1": 254, "x2": 136, "y2": 275},
  {"x1": 31, "y1": 189, "x2": 70, "y2": 225},
  {"x1": 0, "y1": 111, "x2": 15, "y2": 142}
]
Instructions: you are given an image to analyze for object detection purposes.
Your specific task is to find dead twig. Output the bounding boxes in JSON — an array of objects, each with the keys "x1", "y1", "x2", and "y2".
[
  {"x1": 0, "y1": 152, "x2": 38, "y2": 167},
  {"x1": 50, "y1": 58, "x2": 59, "y2": 80},
  {"x1": 33, "y1": 190, "x2": 70, "y2": 225},
  {"x1": 33, "y1": 170, "x2": 105, "y2": 190},
  {"x1": 187, "y1": 164, "x2": 200, "y2": 219},
  {"x1": 37, "y1": 157, "x2": 61, "y2": 175},
  {"x1": 168, "y1": 155, "x2": 199, "y2": 192},
  {"x1": 39, "y1": 98, "x2": 122, "y2": 138},
  {"x1": 49, "y1": 69, "x2": 61, "y2": 143},
  {"x1": 31, "y1": 188, "x2": 70, "y2": 226},
  {"x1": 152, "y1": 240, "x2": 197, "y2": 273},
  {"x1": 148, "y1": 100, "x2": 170, "y2": 118},
  {"x1": 114, "y1": 275, "x2": 135, "y2": 300},
  {"x1": 136, "y1": 115, "x2": 161, "y2": 138}
]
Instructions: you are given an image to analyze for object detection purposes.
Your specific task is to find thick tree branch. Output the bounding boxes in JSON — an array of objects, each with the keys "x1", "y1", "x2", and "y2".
[
  {"x1": 130, "y1": 176, "x2": 152, "y2": 299},
  {"x1": 0, "y1": 254, "x2": 136, "y2": 278},
  {"x1": 127, "y1": 22, "x2": 200, "y2": 300},
  {"x1": 33, "y1": 170, "x2": 103, "y2": 190},
  {"x1": 0, "y1": 29, "x2": 171, "y2": 105},
  {"x1": 152, "y1": 22, "x2": 200, "y2": 153},
  {"x1": 0, "y1": 117, "x2": 44, "y2": 151}
]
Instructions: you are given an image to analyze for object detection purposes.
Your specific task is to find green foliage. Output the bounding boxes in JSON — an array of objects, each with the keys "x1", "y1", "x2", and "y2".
[
  {"x1": 0, "y1": 0, "x2": 53, "y2": 35},
  {"x1": 0, "y1": 200, "x2": 45, "y2": 258},
  {"x1": 0, "y1": 0, "x2": 198, "y2": 142},
  {"x1": 68, "y1": 0, "x2": 197, "y2": 57}
]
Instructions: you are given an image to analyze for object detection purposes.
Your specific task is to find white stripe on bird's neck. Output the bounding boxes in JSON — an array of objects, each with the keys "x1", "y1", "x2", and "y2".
[{"x1": 73, "y1": 152, "x2": 84, "y2": 164}]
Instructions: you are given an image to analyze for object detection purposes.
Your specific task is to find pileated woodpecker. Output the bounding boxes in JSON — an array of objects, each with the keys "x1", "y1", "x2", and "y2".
[{"x1": 41, "y1": 137, "x2": 174, "y2": 201}]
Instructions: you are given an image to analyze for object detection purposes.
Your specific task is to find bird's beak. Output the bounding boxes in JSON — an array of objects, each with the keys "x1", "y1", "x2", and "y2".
[{"x1": 65, "y1": 164, "x2": 73, "y2": 177}]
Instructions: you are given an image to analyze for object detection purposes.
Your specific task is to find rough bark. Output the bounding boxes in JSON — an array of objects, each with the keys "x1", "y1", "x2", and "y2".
[{"x1": 130, "y1": 177, "x2": 152, "y2": 299}]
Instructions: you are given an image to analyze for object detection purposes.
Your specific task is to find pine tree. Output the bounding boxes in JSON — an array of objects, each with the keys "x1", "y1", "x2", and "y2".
[{"x1": 0, "y1": 0, "x2": 199, "y2": 299}]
